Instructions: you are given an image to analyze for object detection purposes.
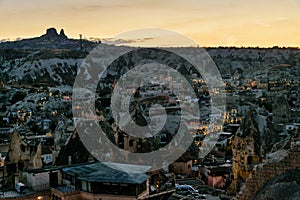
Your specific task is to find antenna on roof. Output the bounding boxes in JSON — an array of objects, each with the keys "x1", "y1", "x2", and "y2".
[{"x1": 79, "y1": 34, "x2": 83, "y2": 51}]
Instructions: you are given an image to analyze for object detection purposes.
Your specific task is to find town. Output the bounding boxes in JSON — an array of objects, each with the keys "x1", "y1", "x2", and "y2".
[{"x1": 0, "y1": 28, "x2": 299, "y2": 200}]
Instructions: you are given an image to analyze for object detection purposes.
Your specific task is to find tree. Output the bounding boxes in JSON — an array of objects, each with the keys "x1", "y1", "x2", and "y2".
[{"x1": 52, "y1": 90, "x2": 60, "y2": 97}]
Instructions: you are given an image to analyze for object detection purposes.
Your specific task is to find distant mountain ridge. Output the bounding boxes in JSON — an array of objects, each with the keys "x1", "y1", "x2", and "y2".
[{"x1": 0, "y1": 27, "x2": 98, "y2": 50}]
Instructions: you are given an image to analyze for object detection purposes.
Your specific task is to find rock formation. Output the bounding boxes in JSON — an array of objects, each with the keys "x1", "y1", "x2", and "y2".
[
  {"x1": 255, "y1": 169, "x2": 300, "y2": 200},
  {"x1": 4, "y1": 129, "x2": 43, "y2": 188},
  {"x1": 40, "y1": 28, "x2": 68, "y2": 41},
  {"x1": 31, "y1": 143, "x2": 43, "y2": 169},
  {"x1": 44, "y1": 28, "x2": 59, "y2": 38},
  {"x1": 7, "y1": 130, "x2": 22, "y2": 163},
  {"x1": 229, "y1": 108, "x2": 278, "y2": 194},
  {"x1": 235, "y1": 140, "x2": 300, "y2": 200},
  {"x1": 59, "y1": 29, "x2": 68, "y2": 39},
  {"x1": 55, "y1": 129, "x2": 95, "y2": 165}
]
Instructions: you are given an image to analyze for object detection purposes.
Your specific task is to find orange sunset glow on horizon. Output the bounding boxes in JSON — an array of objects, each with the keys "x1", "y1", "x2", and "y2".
[{"x1": 0, "y1": 0, "x2": 300, "y2": 47}]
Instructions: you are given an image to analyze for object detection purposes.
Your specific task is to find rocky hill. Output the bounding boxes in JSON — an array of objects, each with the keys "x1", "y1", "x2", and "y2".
[
  {"x1": 1, "y1": 53, "x2": 84, "y2": 85},
  {"x1": 0, "y1": 27, "x2": 97, "y2": 50},
  {"x1": 0, "y1": 30, "x2": 300, "y2": 86}
]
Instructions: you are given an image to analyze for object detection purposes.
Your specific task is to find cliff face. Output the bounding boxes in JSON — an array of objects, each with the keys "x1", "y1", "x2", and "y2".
[
  {"x1": 255, "y1": 169, "x2": 300, "y2": 200},
  {"x1": 6, "y1": 130, "x2": 43, "y2": 170},
  {"x1": 7, "y1": 130, "x2": 22, "y2": 163},
  {"x1": 229, "y1": 108, "x2": 278, "y2": 194},
  {"x1": 235, "y1": 144, "x2": 300, "y2": 200}
]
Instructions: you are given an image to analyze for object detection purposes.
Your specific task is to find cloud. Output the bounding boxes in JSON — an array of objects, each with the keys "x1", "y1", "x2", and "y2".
[
  {"x1": 255, "y1": 21, "x2": 271, "y2": 27},
  {"x1": 0, "y1": 38, "x2": 11, "y2": 43},
  {"x1": 101, "y1": 37, "x2": 155, "y2": 45},
  {"x1": 276, "y1": 17, "x2": 289, "y2": 21},
  {"x1": 70, "y1": 1, "x2": 141, "y2": 12}
]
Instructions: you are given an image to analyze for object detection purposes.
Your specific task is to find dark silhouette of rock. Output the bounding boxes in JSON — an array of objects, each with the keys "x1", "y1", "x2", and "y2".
[
  {"x1": 40, "y1": 28, "x2": 68, "y2": 40},
  {"x1": 46, "y1": 28, "x2": 58, "y2": 36},
  {"x1": 41, "y1": 28, "x2": 59, "y2": 39},
  {"x1": 0, "y1": 27, "x2": 97, "y2": 50},
  {"x1": 55, "y1": 129, "x2": 95, "y2": 166},
  {"x1": 59, "y1": 29, "x2": 68, "y2": 39}
]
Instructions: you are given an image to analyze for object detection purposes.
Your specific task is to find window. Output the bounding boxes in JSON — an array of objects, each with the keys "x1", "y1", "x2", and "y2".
[
  {"x1": 82, "y1": 181, "x2": 87, "y2": 191},
  {"x1": 247, "y1": 155, "x2": 261, "y2": 165},
  {"x1": 18, "y1": 161, "x2": 25, "y2": 171},
  {"x1": 20, "y1": 144, "x2": 26, "y2": 152},
  {"x1": 71, "y1": 176, "x2": 76, "y2": 185},
  {"x1": 129, "y1": 139, "x2": 134, "y2": 147},
  {"x1": 138, "y1": 182, "x2": 147, "y2": 194},
  {"x1": 63, "y1": 173, "x2": 71, "y2": 181}
]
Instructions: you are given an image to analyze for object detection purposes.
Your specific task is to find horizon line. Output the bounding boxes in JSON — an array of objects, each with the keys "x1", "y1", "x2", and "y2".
[{"x1": 0, "y1": 38, "x2": 299, "y2": 49}]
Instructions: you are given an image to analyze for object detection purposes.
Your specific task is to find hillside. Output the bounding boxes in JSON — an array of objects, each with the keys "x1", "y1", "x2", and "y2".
[{"x1": 0, "y1": 30, "x2": 299, "y2": 86}]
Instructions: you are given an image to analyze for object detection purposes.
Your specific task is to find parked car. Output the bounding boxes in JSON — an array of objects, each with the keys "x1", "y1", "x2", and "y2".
[{"x1": 176, "y1": 184, "x2": 198, "y2": 195}]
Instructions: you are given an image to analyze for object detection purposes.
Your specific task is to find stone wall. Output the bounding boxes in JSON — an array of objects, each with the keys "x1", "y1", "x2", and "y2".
[
  {"x1": 235, "y1": 146, "x2": 300, "y2": 200},
  {"x1": 170, "y1": 160, "x2": 193, "y2": 176},
  {"x1": 51, "y1": 188, "x2": 149, "y2": 200},
  {"x1": 3, "y1": 192, "x2": 51, "y2": 200}
]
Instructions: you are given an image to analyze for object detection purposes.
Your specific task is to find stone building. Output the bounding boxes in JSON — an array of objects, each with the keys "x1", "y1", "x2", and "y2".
[
  {"x1": 51, "y1": 162, "x2": 150, "y2": 200},
  {"x1": 169, "y1": 156, "x2": 193, "y2": 177}
]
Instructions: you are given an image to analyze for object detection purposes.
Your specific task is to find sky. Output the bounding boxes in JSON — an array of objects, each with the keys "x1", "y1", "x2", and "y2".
[{"x1": 0, "y1": 0, "x2": 300, "y2": 47}]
